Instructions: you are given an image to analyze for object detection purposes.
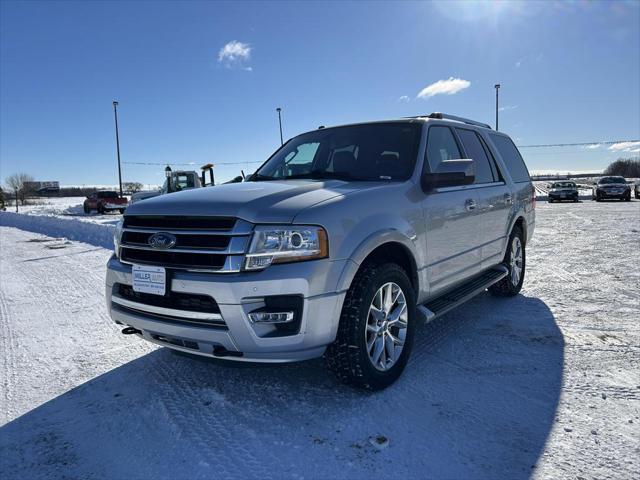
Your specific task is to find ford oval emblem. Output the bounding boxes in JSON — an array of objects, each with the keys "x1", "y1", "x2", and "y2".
[{"x1": 148, "y1": 232, "x2": 177, "y2": 250}]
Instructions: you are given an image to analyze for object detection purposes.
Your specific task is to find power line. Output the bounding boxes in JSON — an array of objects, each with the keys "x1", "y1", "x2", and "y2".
[
  {"x1": 124, "y1": 161, "x2": 263, "y2": 166},
  {"x1": 122, "y1": 139, "x2": 640, "y2": 167},
  {"x1": 517, "y1": 139, "x2": 639, "y2": 148}
]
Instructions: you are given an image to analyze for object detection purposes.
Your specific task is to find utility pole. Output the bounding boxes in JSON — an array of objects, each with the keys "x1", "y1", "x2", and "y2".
[
  {"x1": 494, "y1": 84, "x2": 501, "y2": 131},
  {"x1": 276, "y1": 107, "x2": 283, "y2": 146},
  {"x1": 112, "y1": 101, "x2": 123, "y2": 197}
]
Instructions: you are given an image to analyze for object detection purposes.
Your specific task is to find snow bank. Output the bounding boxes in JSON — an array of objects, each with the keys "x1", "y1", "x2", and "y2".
[{"x1": 0, "y1": 211, "x2": 115, "y2": 250}]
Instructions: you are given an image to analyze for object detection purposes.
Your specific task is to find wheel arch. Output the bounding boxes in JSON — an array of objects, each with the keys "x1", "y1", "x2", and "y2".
[{"x1": 336, "y1": 231, "x2": 420, "y2": 296}]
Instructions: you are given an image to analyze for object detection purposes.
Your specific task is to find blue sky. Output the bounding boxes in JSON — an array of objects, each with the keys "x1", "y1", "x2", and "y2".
[{"x1": 1, "y1": 0, "x2": 639, "y2": 186}]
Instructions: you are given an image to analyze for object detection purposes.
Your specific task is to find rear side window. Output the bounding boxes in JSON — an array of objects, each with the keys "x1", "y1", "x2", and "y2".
[
  {"x1": 456, "y1": 128, "x2": 495, "y2": 184},
  {"x1": 98, "y1": 191, "x2": 118, "y2": 198},
  {"x1": 426, "y1": 126, "x2": 462, "y2": 171},
  {"x1": 489, "y1": 134, "x2": 530, "y2": 183}
]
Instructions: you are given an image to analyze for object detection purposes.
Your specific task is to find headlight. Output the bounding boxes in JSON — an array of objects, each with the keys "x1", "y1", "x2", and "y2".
[
  {"x1": 113, "y1": 219, "x2": 124, "y2": 256},
  {"x1": 245, "y1": 225, "x2": 328, "y2": 271}
]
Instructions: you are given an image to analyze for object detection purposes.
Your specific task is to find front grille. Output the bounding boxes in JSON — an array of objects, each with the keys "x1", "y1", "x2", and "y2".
[
  {"x1": 122, "y1": 231, "x2": 230, "y2": 250},
  {"x1": 123, "y1": 216, "x2": 235, "y2": 231},
  {"x1": 116, "y1": 284, "x2": 220, "y2": 313},
  {"x1": 121, "y1": 248, "x2": 227, "y2": 270},
  {"x1": 119, "y1": 215, "x2": 251, "y2": 272}
]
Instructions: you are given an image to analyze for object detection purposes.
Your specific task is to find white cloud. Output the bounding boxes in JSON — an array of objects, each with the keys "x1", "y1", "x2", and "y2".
[
  {"x1": 417, "y1": 77, "x2": 470, "y2": 99},
  {"x1": 397, "y1": 95, "x2": 410, "y2": 103},
  {"x1": 515, "y1": 59, "x2": 522, "y2": 68},
  {"x1": 584, "y1": 143, "x2": 601, "y2": 150},
  {"x1": 498, "y1": 105, "x2": 518, "y2": 112},
  {"x1": 218, "y1": 40, "x2": 252, "y2": 69},
  {"x1": 608, "y1": 141, "x2": 640, "y2": 152}
]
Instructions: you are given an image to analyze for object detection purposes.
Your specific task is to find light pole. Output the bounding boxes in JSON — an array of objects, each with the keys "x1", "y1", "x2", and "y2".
[
  {"x1": 276, "y1": 107, "x2": 283, "y2": 146},
  {"x1": 165, "y1": 165, "x2": 172, "y2": 192},
  {"x1": 494, "y1": 84, "x2": 500, "y2": 131},
  {"x1": 112, "y1": 101, "x2": 123, "y2": 197}
]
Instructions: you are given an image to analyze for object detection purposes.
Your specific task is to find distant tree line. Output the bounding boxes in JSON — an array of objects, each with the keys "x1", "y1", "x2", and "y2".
[
  {"x1": 2, "y1": 172, "x2": 146, "y2": 205},
  {"x1": 603, "y1": 158, "x2": 640, "y2": 177}
]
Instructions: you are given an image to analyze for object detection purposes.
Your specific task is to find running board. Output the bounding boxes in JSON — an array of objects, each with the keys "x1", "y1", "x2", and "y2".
[{"x1": 417, "y1": 266, "x2": 508, "y2": 322}]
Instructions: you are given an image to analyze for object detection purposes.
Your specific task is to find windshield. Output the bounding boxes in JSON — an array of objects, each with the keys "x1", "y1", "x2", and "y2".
[
  {"x1": 551, "y1": 182, "x2": 576, "y2": 188},
  {"x1": 599, "y1": 177, "x2": 626, "y2": 184},
  {"x1": 253, "y1": 123, "x2": 421, "y2": 182}
]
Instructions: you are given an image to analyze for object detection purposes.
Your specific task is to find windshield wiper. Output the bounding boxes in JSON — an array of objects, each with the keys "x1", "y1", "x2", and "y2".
[{"x1": 248, "y1": 173, "x2": 278, "y2": 182}]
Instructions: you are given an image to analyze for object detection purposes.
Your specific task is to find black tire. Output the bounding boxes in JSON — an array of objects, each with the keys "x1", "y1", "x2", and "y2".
[
  {"x1": 83, "y1": 204, "x2": 91, "y2": 214},
  {"x1": 325, "y1": 262, "x2": 416, "y2": 390},
  {"x1": 119, "y1": 209, "x2": 125, "y2": 214},
  {"x1": 489, "y1": 225, "x2": 525, "y2": 297},
  {"x1": 624, "y1": 194, "x2": 631, "y2": 202},
  {"x1": 97, "y1": 204, "x2": 104, "y2": 214},
  {"x1": 595, "y1": 194, "x2": 601, "y2": 202}
]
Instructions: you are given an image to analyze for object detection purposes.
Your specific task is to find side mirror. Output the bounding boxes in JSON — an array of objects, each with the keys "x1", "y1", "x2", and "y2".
[{"x1": 421, "y1": 159, "x2": 475, "y2": 192}]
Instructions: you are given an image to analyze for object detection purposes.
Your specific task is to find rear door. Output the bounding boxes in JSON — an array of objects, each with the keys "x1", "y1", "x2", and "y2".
[
  {"x1": 455, "y1": 127, "x2": 512, "y2": 268},
  {"x1": 421, "y1": 125, "x2": 483, "y2": 296}
]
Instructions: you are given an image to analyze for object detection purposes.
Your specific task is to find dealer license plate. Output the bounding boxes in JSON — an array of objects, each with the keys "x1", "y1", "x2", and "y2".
[{"x1": 132, "y1": 265, "x2": 166, "y2": 296}]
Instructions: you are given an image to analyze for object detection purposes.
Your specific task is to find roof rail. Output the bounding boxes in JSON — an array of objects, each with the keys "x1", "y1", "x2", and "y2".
[{"x1": 410, "y1": 112, "x2": 492, "y2": 130}]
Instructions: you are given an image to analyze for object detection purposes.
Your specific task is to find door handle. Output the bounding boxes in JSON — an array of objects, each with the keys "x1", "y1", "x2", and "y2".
[
  {"x1": 465, "y1": 198, "x2": 477, "y2": 211},
  {"x1": 503, "y1": 193, "x2": 513, "y2": 204}
]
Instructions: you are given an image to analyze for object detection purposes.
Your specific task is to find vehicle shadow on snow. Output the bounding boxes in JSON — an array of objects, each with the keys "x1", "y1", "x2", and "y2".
[{"x1": 0, "y1": 293, "x2": 563, "y2": 480}]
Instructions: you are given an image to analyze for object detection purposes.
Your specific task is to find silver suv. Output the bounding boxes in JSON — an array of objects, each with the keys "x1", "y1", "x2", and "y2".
[{"x1": 106, "y1": 113, "x2": 535, "y2": 389}]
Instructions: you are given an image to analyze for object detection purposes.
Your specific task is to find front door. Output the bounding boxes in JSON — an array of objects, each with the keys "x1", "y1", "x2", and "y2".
[{"x1": 422, "y1": 125, "x2": 485, "y2": 297}]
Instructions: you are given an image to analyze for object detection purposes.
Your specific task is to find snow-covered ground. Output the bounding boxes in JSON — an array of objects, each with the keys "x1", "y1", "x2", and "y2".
[{"x1": 1, "y1": 201, "x2": 639, "y2": 479}]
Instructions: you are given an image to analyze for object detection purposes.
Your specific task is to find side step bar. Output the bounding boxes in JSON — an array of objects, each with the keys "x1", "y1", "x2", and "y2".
[{"x1": 417, "y1": 266, "x2": 508, "y2": 322}]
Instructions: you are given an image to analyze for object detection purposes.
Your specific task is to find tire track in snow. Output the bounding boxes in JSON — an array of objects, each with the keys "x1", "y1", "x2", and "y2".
[
  {"x1": 0, "y1": 290, "x2": 17, "y2": 423},
  {"x1": 149, "y1": 354, "x2": 276, "y2": 480}
]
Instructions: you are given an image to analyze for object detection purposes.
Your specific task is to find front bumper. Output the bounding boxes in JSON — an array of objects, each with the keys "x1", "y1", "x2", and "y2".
[
  {"x1": 597, "y1": 189, "x2": 628, "y2": 199},
  {"x1": 549, "y1": 191, "x2": 578, "y2": 200},
  {"x1": 106, "y1": 255, "x2": 348, "y2": 362}
]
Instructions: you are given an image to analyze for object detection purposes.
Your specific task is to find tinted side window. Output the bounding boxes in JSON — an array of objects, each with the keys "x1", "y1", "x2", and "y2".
[
  {"x1": 456, "y1": 129, "x2": 494, "y2": 184},
  {"x1": 426, "y1": 126, "x2": 461, "y2": 171},
  {"x1": 489, "y1": 134, "x2": 530, "y2": 183}
]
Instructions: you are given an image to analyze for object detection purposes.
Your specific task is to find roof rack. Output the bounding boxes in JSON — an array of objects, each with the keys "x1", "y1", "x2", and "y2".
[{"x1": 409, "y1": 112, "x2": 492, "y2": 130}]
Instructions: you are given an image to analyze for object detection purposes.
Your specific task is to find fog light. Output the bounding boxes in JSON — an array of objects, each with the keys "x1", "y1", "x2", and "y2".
[{"x1": 248, "y1": 311, "x2": 294, "y2": 324}]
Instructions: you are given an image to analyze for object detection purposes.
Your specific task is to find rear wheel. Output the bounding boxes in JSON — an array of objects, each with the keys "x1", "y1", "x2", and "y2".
[
  {"x1": 325, "y1": 262, "x2": 415, "y2": 390},
  {"x1": 83, "y1": 204, "x2": 91, "y2": 214},
  {"x1": 489, "y1": 225, "x2": 525, "y2": 297},
  {"x1": 624, "y1": 193, "x2": 631, "y2": 202},
  {"x1": 97, "y1": 204, "x2": 104, "y2": 214}
]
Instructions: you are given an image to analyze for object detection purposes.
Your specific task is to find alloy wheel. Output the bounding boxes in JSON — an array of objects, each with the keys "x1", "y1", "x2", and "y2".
[{"x1": 365, "y1": 282, "x2": 408, "y2": 371}]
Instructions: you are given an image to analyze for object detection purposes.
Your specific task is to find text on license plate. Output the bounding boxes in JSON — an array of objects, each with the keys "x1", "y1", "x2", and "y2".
[{"x1": 132, "y1": 265, "x2": 166, "y2": 296}]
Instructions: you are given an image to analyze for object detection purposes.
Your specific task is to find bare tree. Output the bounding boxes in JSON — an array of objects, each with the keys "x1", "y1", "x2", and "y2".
[
  {"x1": 123, "y1": 181, "x2": 144, "y2": 194},
  {"x1": 4, "y1": 173, "x2": 35, "y2": 209},
  {"x1": 603, "y1": 158, "x2": 640, "y2": 178}
]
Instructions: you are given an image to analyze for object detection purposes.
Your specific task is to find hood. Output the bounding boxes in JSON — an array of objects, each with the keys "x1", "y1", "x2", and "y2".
[
  {"x1": 598, "y1": 183, "x2": 628, "y2": 188},
  {"x1": 124, "y1": 179, "x2": 375, "y2": 223}
]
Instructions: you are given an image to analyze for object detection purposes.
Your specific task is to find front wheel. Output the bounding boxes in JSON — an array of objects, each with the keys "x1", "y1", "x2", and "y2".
[
  {"x1": 97, "y1": 204, "x2": 104, "y2": 214},
  {"x1": 83, "y1": 204, "x2": 91, "y2": 214},
  {"x1": 325, "y1": 262, "x2": 416, "y2": 390},
  {"x1": 489, "y1": 225, "x2": 525, "y2": 297}
]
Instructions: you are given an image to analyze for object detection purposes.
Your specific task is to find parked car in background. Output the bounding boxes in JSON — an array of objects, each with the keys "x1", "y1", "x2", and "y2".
[
  {"x1": 107, "y1": 112, "x2": 535, "y2": 390},
  {"x1": 592, "y1": 177, "x2": 631, "y2": 202},
  {"x1": 548, "y1": 181, "x2": 578, "y2": 203},
  {"x1": 84, "y1": 190, "x2": 128, "y2": 214},
  {"x1": 635, "y1": 182, "x2": 640, "y2": 200}
]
